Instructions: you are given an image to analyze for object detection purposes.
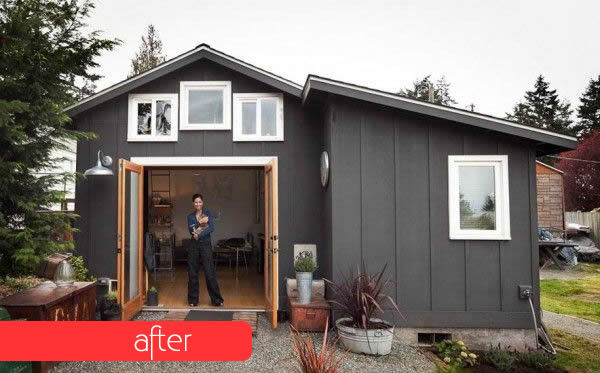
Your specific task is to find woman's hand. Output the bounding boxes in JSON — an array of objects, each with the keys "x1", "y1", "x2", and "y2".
[
  {"x1": 193, "y1": 233, "x2": 199, "y2": 240},
  {"x1": 199, "y1": 216, "x2": 209, "y2": 225}
]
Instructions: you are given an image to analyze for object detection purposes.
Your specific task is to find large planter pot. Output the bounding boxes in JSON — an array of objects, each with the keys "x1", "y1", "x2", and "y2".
[
  {"x1": 101, "y1": 301, "x2": 121, "y2": 321},
  {"x1": 295, "y1": 271, "x2": 313, "y2": 304},
  {"x1": 335, "y1": 317, "x2": 394, "y2": 356},
  {"x1": 147, "y1": 291, "x2": 158, "y2": 306}
]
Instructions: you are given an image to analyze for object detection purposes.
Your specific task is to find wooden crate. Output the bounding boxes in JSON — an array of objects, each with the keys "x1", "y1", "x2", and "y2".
[{"x1": 288, "y1": 297, "x2": 331, "y2": 332}]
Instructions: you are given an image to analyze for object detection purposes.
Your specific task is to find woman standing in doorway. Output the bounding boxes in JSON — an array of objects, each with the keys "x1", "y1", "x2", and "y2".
[{"x1": 187, "y1": 194, "x2": 224, "y2": 307}]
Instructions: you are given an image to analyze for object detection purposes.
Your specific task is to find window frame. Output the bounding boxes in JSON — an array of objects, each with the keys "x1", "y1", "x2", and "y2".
[
  {"x1": 127, "y1": 93, "x2": 178, "y2": 142},
  {"x1": 179, "y1": 81, "x2": 232, "y2": 130},
  {"x1": 232, "y1": 93, "x2": 284, "y2": 142},
  {"x1": 448, "y1": 155, "x2": 511, "y2": 240}
]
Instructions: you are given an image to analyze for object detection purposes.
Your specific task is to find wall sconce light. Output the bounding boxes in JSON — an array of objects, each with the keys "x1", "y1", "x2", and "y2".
[{"x1": 84, "y1": 150, "x2": 114, "y2": 176}]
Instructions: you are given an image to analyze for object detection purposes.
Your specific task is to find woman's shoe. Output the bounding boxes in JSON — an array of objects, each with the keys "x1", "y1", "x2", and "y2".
[
  {"x1": 189, "y1": 303, "x2": 197, "y2": 307},
  {"x1": 212, "y1": 301, "x2": 224, "y2": 307}
]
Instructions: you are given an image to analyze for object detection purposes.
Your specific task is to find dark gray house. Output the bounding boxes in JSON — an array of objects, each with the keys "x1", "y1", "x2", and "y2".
[{"x1": 66, "y1": 44, "x2": 576, "y2": 349}]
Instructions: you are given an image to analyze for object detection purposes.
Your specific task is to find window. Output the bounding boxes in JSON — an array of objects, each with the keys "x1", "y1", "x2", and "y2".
[
  {"x1": 180, "y1": 81, "x2": 231, "y2": 130},
  {"x1": 233, "y1": 93, "x2": 284, "y2": 141},
  {"x1": 448, "y1": 155, "x2": 510, "y2": 240},
  {"x1": 127, "y1": 94, "x2": 178, "y2": 142}
]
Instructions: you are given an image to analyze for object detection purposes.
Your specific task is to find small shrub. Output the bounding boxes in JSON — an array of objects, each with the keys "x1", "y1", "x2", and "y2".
[
  {"x1": 519, "y1": 350, "x2": 554, "y2": 370},
  {"x1": 291, "y1": 318, "x2": 344, "y2": 373},
  {"x1": 104, "y1": 291, "x2": 118, "y2": 303},
  {"x1": 67, "y1": 255, "x2": 95, "y2": 281},
  {"x1": 149, "y1": 286, "x2": 157, "y2": 292},
  {"x1": 485, "y1": 345, "x2": 515, "y2": 371},
  {"x1": 0, "y1": 275, "x2": 44, "y2": 298},
  {"x1": 294, "y1": 251, "x2": 317, "y2": 273},
  {"x1": 435, "y1": 340, "x2": 478, "y2": 368}
]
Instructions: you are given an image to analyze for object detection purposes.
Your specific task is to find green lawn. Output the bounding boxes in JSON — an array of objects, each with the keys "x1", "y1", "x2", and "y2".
[
  {"x1": 540, "y1": 265, "x2": 600, "y2": 323},
  {"x1": 551, "y1": 328, "x2": 600, "y2": 373}
]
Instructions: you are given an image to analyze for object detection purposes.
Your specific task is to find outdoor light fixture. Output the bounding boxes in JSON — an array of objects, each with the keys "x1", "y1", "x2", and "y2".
[{"x1": 84, "y1": 150, "x2": 114, "y2": 176}]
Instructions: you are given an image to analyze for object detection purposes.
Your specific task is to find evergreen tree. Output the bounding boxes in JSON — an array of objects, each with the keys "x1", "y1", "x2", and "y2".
[
  {"x1": 129, "y1": 25, "x2": 167, "y2": 77},
  {"x1": 573, "y1": 75, "x2": 600, "y2": 138},
  {"x1": 506, "y1": 75, "x2": 574, "y2": 136},
  {"x1": 399, "y1": 75, "x2": 457, "y2": 106},
  {"x1": 0, "y1": 0, "x2": 118, "y2": 275}
]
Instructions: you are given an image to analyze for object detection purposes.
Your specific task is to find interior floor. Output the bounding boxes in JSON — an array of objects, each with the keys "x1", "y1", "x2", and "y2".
[{"x1": 149, "y1": 263, "x2": 265, "y2": 309}]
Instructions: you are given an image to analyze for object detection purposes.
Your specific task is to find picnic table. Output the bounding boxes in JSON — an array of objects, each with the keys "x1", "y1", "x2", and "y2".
[{"x1": 539, "y1": 241, "x2": 578, "y2": 270}]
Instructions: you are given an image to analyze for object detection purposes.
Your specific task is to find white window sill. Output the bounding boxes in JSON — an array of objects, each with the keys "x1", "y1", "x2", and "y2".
[{"x1": 449, "y1": 233, "x2": 511, "y2": 240}]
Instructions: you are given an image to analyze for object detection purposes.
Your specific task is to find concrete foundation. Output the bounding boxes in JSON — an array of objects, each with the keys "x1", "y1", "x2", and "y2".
[{"x1": 395, "y1": 327, "x2": 536, "y2": 352}]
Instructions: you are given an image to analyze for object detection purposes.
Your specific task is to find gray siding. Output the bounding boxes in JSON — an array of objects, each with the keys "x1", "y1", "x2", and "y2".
[
  {"x1": 73, "y1": 59, "x2": 324, "y2": 308},
  {"x1": 326, "y1": 96, "x2": 539, "y2": 329}
]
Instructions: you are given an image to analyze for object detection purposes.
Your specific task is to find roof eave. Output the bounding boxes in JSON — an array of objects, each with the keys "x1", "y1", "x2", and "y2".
[
  {"x1": 65, "y1": 45, "x2": 302, "y2": 117},
  {"x1": 303, "y1": 76, "x2": 577, "y2": 156}
]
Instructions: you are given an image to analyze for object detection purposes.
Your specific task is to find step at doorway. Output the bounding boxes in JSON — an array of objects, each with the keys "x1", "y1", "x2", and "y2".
[{"x1": 162, "y1": 310, "x2": 258, "y2": 335}]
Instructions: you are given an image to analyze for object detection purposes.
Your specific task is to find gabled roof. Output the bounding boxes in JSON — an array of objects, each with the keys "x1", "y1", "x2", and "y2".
[
  {"x1": 66, "y1": 44, "x2": 576, "y2": 156},
  {"x1": 303, "y1": 75, "x2": 577, "y2": 156},
  {"x1": 65, "y1": 44, "x2": 303, "y2": 117}
]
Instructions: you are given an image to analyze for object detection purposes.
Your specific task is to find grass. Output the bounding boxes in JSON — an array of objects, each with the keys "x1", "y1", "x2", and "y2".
[
  {"x1": 540, "y1": 263, "x2": 600, "y2": 323},
  {"x1": 551, "y1": 328, "x2": 600, "y2": 373}
]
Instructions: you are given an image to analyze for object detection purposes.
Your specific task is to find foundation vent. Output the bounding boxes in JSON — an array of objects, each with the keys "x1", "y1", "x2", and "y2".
[{"x1": 417, "y1": 332, "x2": 452, "y2": 345}]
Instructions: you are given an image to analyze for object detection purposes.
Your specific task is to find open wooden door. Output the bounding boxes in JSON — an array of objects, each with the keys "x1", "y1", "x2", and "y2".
[
  {"x1": 264, "y1": 158, "x2": 279, "y2": 328},
  {"x1": 117, "y1": 159, "x2": 144, "y2": 320}
]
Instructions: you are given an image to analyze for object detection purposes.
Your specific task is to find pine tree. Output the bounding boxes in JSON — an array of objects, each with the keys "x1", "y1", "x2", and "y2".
[
  {"x1": 129, "y1": 25, "x2": 167, "y2": 78},
  {"x1": 573, "y1": 75, "x2": 600, "y2": 138},
  {"x1": 0, "y1": 0, "x2": 118, "y2": 275},
  {"x1": 399, "y1": 75, "x2": 457, "y2": 106},
  {"x1": 506, "y1": 75, "x2": 574, "y2": 136}
]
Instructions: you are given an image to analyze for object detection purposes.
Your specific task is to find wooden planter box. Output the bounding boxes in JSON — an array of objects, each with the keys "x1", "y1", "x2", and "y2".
[
  {"x1": 288, "y1": 297, "x2": 331, "y2": 332},
  {"x1": 0, "y1": 282, "x2": 96, "y2": 373}
]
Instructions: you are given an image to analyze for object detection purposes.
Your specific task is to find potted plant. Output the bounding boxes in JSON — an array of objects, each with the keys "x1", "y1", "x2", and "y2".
[
  {"x1": 294, "y1": 251, "x2": 317, "y2": 304},
  {"x1": 100, "y1": 291, "x2": 121, "y2": 321},
  {"x1": 147, "y1": 286, "x2": 158, "y2": 306},
  {"x1": 324, "y1": 262, "x2": 401, "y2": 356}
]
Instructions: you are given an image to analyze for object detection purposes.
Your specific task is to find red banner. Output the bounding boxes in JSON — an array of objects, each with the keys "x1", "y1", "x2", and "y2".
[{"x1": 0, "y1": 321, "x2": 252, "y2": 361}]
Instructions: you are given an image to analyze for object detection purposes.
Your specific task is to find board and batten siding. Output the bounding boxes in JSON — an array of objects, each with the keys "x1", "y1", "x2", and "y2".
[
  {"x1": 73, "y1": 59, "x2": 324, "y2": 308},
  {"x1": 326, "y1": 96, "x2": 539, "y2": 329}
]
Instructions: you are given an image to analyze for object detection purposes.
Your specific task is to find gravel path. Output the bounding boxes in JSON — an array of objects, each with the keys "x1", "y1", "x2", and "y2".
[
  {"x1": 55, "y1": 312, "x2": 435, "y2": 373},
  {"x1": 543, "y1": 310, "x2": 600, "y2": 342},
  {"x1": 539, "y1": 268, "x2": 591, "y2": 280}
]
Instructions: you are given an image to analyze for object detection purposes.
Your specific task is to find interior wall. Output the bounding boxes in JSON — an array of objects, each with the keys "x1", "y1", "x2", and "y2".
[{"x1": 165, "y1": 168, "x2": 262, "y2": 245}]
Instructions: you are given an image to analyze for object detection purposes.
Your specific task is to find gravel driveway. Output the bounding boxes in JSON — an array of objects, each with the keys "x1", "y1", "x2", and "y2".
[
  {"x1": 543, "y1": 310, "x2": 600, "y2": 342},
  {"x1": 55, "y1": 312, "x2": 435, "y2": 373}
]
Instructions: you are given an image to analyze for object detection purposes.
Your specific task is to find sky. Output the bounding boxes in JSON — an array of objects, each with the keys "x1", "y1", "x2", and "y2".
[{"x1": 85, "y1": 0, "x2": 600, "y2": 119}]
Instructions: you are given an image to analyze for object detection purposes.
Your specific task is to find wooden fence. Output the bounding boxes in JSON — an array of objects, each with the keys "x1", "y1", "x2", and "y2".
[{"x1": 566, "y1": 211, "x2": 600, "y2": 243}]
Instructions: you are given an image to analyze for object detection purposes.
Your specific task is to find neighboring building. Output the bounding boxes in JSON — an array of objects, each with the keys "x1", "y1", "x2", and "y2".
[
  {"x1": 536, "y1": 161, "x2": 565, "y2": 230},
  {"x1": 35, "y1": 139, "x2": 77, "y2": 211},
  {"x1": 65, "y1": 44, "x2": 577, "y2": 349}
]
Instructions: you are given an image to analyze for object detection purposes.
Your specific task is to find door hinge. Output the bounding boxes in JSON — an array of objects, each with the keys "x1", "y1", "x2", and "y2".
[{"x1": 271, "y1": 235, "x2": 278, "y2": 241}]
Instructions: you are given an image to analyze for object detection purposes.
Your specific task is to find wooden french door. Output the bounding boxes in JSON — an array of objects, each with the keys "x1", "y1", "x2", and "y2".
[
  {"x1": 264, "y1": 158, "x2": 279, "y2": 328},
  {"x1": 117, "y1": 159, "x2": 144, "y2": 320}
]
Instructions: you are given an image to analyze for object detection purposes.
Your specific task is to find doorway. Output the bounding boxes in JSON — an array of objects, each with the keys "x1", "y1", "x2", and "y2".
[{"x1": 117, "y1": 157, "x2": 279, "y2": 327}]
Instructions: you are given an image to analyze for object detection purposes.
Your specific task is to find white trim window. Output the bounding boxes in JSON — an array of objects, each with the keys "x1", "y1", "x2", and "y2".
[
  {"x1": 448, "y1": 155, "x2": 511, "y2": 240},
  {"x1": 127, "y1": 94, "x2": 178, "y2": 142},
  {"x1": 180, "y1": 81, "x2": 231, "y2": 130},
  {"x1": 233, "y1": 93, "x2": 284, "y2": 141}
]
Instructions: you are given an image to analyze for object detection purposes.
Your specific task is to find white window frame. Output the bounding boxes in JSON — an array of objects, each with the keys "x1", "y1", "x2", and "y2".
[
  {"x1": 448, "y1": 155, "x2": 511, "y2": 240},
  {"x1": 233, "y1": 93, "x2": 284, "y2": 142},
  {"x1": 127, "y1": 94, "x2": 178, "y2": 142},
  {"x1": 180, "y1": 81, "x2": 231, "y2": 130}
]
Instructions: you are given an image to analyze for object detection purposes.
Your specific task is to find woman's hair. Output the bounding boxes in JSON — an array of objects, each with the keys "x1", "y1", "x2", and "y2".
[{"x1": 192, "y1": 193, "x2": 204, "y2": 202}]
